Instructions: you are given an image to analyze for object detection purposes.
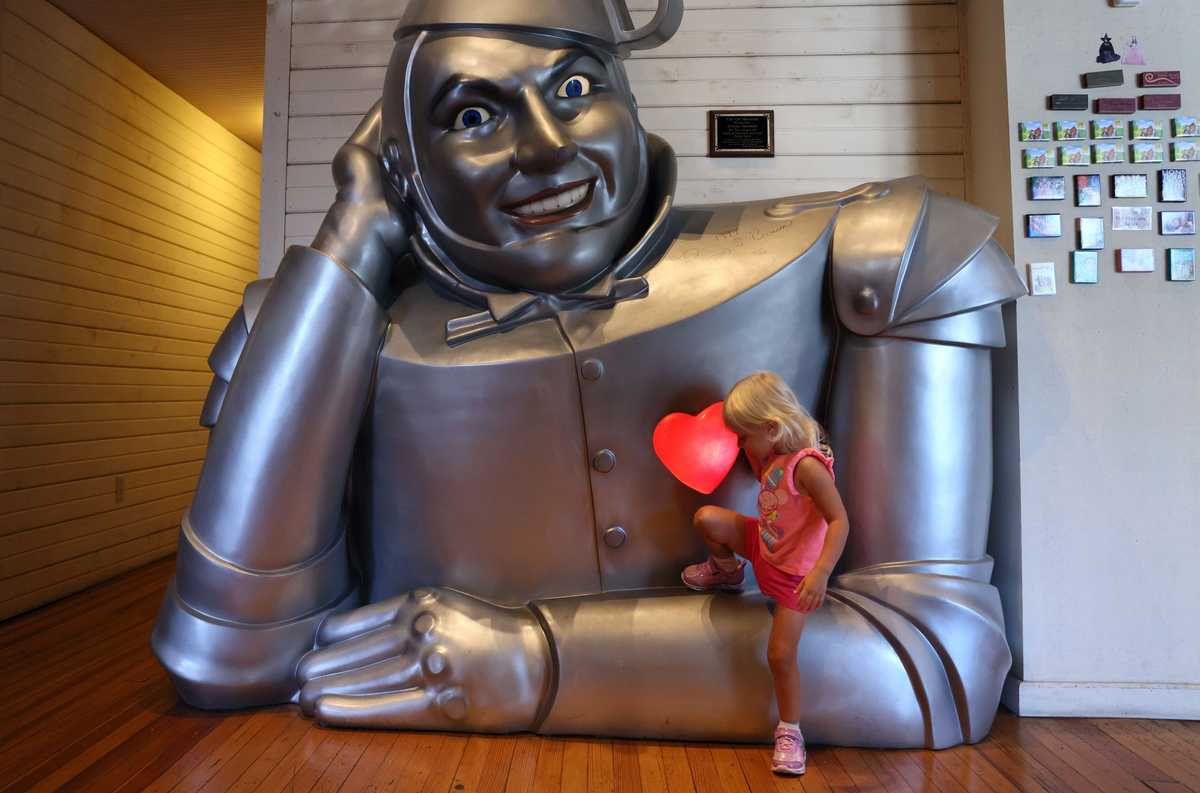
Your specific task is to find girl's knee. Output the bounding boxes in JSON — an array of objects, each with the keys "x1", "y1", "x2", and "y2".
[
  {"x1": 767, "y1": 641, "x2": 796, "y2": 672},
  {"x1": 693, "y1": 505, "x2": 722, "y2": 534}
]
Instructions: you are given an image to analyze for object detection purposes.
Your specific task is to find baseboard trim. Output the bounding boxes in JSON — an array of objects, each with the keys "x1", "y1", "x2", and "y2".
[{"x1": 1003, "y1": 674, "x2": 1200, "y2": 719}]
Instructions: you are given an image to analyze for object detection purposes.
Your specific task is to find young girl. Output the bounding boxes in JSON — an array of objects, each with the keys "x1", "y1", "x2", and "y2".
[{"x1": 680, "y1": 371, "x2": 849, "y2": 776}]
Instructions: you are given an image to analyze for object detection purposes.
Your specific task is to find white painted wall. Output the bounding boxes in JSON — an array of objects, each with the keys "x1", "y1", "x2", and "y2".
[
  {"x1": 262, "y1": 0, "x2": 966, "y2": 265},
  {"x1": 975, "y1": 0, "x2": 1200, "y2": 718}
]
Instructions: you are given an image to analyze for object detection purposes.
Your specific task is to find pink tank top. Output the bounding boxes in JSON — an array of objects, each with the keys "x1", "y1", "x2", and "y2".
[{"x1": 755, "y1": 448, "x2": 835, "y2": 576}]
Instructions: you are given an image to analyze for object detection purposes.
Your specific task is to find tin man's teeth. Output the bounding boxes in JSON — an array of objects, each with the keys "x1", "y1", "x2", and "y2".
[{"x1": 513, "y1": 183, "x2": 589, "y2": 217}]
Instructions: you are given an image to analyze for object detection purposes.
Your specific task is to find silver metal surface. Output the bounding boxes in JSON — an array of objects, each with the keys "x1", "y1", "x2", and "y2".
[
  {"x1": 827, "y1": 333, "x2": 994, "y2": 569},
  {"x1": 152, "y1": 245, "x2": 383, "y2": 708},
  {"x1": 173, "y1": 510, "x2": 352, "y2": 625},
  {"x1": 207, "y1": 307, "x2": 247, "y2": 382},
  {"x1": 363, "y1": 288, "x2": 600, "y2": 605},
  {"x1": 884, "y1": 303, "x2": 1006, "y2": 347},
  {"x1": 198, "y1": 306, "x2": 248, "y2": 428},
  {"x1": 197, "y1": 378, "x2": 227, "y2": 429},
  {"x1": 154, "y1": 1, "x2": 1025, "y2": 748},
  {"x1": 152, "y1": 579, "x2": 358, "y2": 709},
  {"x1": 896, "y1": 239, "x2": 1026, "y2": 326},
  {"x1": 536, "y1": 588, "x2": 946, "y2": 747},
  {"x1": 189, "y1": 247, "x2": 385, "y2": 570}
]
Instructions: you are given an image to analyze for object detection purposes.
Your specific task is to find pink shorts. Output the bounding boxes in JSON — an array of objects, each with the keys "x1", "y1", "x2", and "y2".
[{"x1": 741, "y1": 515, "x2": 806, "y2": 611}]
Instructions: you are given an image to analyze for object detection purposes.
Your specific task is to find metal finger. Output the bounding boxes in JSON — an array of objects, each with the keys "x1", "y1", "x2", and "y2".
[
  {"x1": 314, "y1": 686, "x2": 469, "y2": 730},
  {"x1": 298, "y1": 655, "x2": 423, "y2": 716},
  {"x1": 316, "y1": 600, "x2": 404, "y2": 646},
  {"x1": 297, "y1": 628, "x2": 409, "y2": 682}
]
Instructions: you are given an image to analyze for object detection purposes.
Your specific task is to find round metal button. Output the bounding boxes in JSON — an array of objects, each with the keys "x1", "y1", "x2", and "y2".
[
  {"x1": 854, "y1": 286, "x2": 880, "y2": 315},
  {"x1": 603, "y1": 526, "x2": 627, "y2": 548},
  {"x1": 592, "y1": 449, "x2": 616, "y2": 473},
  {"x1": 581, "y1": 359, "x2": 604, "y2": 381}
]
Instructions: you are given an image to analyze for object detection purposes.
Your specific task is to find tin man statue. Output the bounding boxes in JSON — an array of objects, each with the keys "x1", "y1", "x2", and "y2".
[{"x1": 152, "y1": 0, "x2": 1025, "y2": 748}]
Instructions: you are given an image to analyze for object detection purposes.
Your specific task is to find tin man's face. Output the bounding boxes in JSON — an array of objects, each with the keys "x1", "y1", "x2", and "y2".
[{"x1": 387, "y1": 33, "x2": 649, "y2": 293}]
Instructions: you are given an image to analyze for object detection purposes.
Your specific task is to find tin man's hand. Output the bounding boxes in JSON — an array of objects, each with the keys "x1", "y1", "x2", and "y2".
[
  {"x1": 312, "y1": 99, "x2": 411, "y2": 301},
  {"x1": 296, "y1": 589, "x2": 552, "y2": 732}
]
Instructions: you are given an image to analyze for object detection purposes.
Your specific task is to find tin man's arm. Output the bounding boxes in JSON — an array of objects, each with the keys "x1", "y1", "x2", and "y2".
[
  {"x1": 294, "y1": 582, "x2": 1003, "y2": 748},
  {"x1": 819, "y1": 178, "x2": 1028, "y2": 744},
  {"x1": 152, "y1": 102, "x2": 409, "y2": 708}
]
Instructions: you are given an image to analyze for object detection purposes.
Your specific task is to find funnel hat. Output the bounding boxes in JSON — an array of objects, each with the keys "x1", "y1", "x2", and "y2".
[{"x1": 394, "y1": 0, "x2": 684, "y2": 56}]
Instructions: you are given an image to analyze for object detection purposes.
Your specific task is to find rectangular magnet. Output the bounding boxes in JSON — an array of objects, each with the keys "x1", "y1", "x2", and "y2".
[
  {"x1": 1085, "y1": 70, "x2": 1125, "y2": 88},
  {"x1": 1140, "y1": 71, "x2": 1181, "y2": 88},
  {"x1": 1141, "y1": 94, "x2": 1182, "y2": 110},
  {"x1": 1095, "y1": 97, "x2": 1137, "y2": 114},
  {"x1": 1049, "y1": 94, "x2": 1089, "y2": 111}
]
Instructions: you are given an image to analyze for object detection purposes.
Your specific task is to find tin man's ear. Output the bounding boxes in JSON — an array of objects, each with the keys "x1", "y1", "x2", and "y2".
[{"x1": 613, "y1": 0, "x2": 684, "y2": 54}]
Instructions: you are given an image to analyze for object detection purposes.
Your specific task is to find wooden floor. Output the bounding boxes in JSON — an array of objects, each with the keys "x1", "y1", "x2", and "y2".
[{"x1": 1, "y1": 558, "x2": 1198, "y2": 793}]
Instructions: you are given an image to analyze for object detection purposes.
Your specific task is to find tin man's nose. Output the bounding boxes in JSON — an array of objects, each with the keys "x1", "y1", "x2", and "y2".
[{"x1": 513, "y1": 87, "x2": 578, "y2": 174}]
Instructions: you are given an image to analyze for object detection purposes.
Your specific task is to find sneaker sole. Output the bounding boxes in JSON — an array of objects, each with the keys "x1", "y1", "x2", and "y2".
[
  {"x1": 680, "y1": 572, "x2": 743, "y2": 592},
  {"x1": 771, "y1": 763, "x2": 806, "y2": 776}
]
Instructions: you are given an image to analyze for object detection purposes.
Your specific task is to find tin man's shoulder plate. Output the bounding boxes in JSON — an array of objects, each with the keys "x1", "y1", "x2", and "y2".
[
  {"x1": 200, "y1": 278, "x2": 272, "y2": 428},
  {"x1": 816, "y1": 176, "x2": 1025, "y2": 340},
  {"x1": 555, "y1": 197, "x2": 838, "y2": 347}
]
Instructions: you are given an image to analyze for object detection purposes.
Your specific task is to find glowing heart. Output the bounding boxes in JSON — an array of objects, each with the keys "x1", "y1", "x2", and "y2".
[{"x1": 653, "y1": 401, "x2": 739, "y2": 494}]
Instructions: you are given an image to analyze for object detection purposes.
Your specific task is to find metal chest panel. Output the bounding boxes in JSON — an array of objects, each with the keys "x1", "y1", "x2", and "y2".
[
  {"x1": 560, "y1": 203, "x2": 839, "y2": 592},
  {"x1": 364, "y1": 281, "x2": 600, "y2": 606}
]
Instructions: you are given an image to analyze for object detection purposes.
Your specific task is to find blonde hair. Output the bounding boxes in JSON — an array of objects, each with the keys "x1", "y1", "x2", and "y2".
[{"x1": 723, "y1": 371, "x2": 824, "y2": 454}]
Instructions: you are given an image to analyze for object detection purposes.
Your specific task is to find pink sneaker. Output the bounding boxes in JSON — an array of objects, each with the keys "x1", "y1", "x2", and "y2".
[
  {"x1": 681, "y1": 556, "x2": 744, "y2": 592},
  {"x1": 771, "y1": 724, "x2": 806, "y2": 776}
]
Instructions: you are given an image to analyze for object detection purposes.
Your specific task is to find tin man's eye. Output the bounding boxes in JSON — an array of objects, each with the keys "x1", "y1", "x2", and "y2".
[
  {"x1": 452, "y1": 107, "x2": 492, "y2": 130},
  {"x1": 556, "y1": 75, "x2": 592, "y2": 98}
]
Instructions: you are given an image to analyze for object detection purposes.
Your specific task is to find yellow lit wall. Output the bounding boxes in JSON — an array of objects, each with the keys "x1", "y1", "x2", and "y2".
[{"x1": 0, "y1": 0, "x2": 260, "y2": 618}]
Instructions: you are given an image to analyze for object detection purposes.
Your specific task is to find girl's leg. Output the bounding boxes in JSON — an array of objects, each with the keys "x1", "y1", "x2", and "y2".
[
  {"x1": 692, "y1": 506, "x2": 748, "y2": 560},
  {"x1": 767, "y1": 606, "x2": 807, "y2": 723}
]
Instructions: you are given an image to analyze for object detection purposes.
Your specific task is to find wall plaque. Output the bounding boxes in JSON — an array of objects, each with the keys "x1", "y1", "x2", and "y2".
[{"x1": 707, "y1": 110, "x2": 775, "y2": 157}]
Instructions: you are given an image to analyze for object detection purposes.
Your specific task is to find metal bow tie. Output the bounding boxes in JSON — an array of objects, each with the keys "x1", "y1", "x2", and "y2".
[{"x1": 445, "y1": 273, "x2": 649, "y2": 346}]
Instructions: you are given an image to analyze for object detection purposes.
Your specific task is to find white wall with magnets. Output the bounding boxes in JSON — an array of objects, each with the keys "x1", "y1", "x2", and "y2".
[{"x1": 968, "y1": 0, "x2": 1200, "y2": 719}]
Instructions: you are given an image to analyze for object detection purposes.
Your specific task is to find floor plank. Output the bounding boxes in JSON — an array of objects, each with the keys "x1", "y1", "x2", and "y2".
[
  {"x1": 589, "y1": 739, "x2": 616, "y2": 793},
  {"x1": 561, "y1": 739, "x2": 591, "y2": 793},
  {"x1": 2, "y1": 557, "x2": 1197, "y2": 793}
]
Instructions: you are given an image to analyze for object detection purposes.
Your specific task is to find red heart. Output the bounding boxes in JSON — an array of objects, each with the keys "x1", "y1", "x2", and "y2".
[{"x1": 653, "y1": 401, "x2": 740, "y2": 494}]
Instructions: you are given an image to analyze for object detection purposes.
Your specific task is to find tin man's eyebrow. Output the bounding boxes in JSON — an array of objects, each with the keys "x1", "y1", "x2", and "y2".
[
  {"x1": 431, "y1": 74, "x2": 499, "y2": 109},
  {"x1": 431, "y1": 50, "x2": 602, "y2": 108},
  {"x1": 543, "y1": 50, "x2": 604, "y2": 85}
]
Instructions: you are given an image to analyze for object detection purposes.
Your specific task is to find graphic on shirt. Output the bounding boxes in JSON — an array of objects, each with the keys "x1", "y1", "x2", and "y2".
[
  {"x1": 753, "y1": 449, "x2": 835, "y2": 575},
  {"x1": 757, "y1": 469, "x2": 790, "y2": 550},
  {"x1": 765, "y1": 467, "x2": 784, "y2": 489}
]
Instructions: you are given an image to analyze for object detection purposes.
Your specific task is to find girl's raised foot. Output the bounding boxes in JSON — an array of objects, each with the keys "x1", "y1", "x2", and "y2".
[{"x1": 680, "y1": 557, "x2": 745, "y2": 592}]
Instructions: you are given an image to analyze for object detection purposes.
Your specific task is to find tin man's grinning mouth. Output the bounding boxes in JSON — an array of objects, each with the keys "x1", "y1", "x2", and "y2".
[{"x1": 504, "y1": 179, "x2": 594, "y2": 225}]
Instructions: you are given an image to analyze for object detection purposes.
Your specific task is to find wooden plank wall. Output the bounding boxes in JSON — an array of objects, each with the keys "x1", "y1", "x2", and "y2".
[
  {"x1": 276, "y1": 0, "x2": 964, "y2": 252},
  {"x1": 0, "y1": 0, "x2": 260, "y2": 619}
]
